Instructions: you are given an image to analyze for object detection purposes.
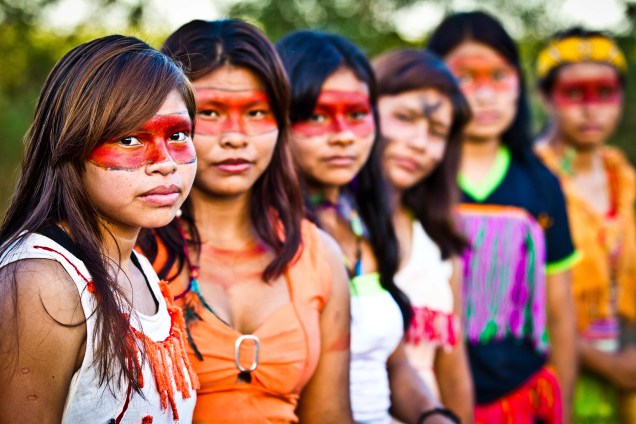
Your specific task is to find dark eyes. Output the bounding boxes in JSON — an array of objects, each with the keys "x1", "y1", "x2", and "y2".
[
  {"x1": 118, "y1": 131, "x2": 190, "y2": 146},
  {"x1": 308, "y1": 111, "x2": 369, "y2": 124},
  {"x1": 119, "y1": 136, "x2": 142, "y2": 146},
  {"x1": 170, "y1": 131, "x2": 190, "y2": 142},
  {"x1": 198, "y1": 109, "x2": 220, "y2": 118},
  {"x1": 564, "y1": 88, "x2": 584, "y2": 100},
  {"x1": 598, "y1": 86, "x2": 617, "y2": 98}
]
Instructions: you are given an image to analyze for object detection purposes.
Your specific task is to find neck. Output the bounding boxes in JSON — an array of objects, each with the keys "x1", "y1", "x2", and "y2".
[
  {"x1": 387, "y1": 184, "x2": 402, "y2": 213},
  {"x1": 97, "y1": 220, "x2": 139, "y2": 269},
  {"x1": 310, "y1": 184, "x2": 341, "y2": 205},
  {"x1": 550, "y1": 134, "x2": 601, "y2": 174},
  {"x1": 189, "y1": 187, "x2": 254, "y2": 248},
  {"x1": 461, "y1": 138, "x2": 501, "y2": 169}
]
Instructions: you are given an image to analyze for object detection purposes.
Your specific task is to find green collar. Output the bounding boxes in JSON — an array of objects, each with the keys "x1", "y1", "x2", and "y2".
[{"x1": 458, "y1": 146, "x2": 511, "y2": 202}]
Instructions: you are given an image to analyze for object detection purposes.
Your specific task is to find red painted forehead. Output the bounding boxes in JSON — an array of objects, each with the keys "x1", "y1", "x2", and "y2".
[
  {"x1": 315, "y1": 90, "x2": 371, "y2": 108},
  {"x1": 196, "y1": 88, "x2": 270, "y2": 106}
]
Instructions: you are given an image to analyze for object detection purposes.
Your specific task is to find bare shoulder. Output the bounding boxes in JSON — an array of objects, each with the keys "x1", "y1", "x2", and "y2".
[
  {"x1": 0, "y1": 259, "x2": 86, "y2": 422},
  {"x1": 0, "y1": 258, "x2": 84, "y2": 326},
  {"x1": 316, "y1": 228, "x2": 345, "y2": 264}
]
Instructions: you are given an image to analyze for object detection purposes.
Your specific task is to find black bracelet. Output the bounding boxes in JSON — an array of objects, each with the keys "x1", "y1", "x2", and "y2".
[{"x1": 417, "y1": 407, "x2": 461, "y2": 424}]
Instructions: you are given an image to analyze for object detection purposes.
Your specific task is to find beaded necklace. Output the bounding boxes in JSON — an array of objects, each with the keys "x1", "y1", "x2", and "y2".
[{"x1": 308, "y1": 191, "x2": 367, "y2": 278}]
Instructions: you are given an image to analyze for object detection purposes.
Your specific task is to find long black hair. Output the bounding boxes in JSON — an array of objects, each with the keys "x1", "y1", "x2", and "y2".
[
  {"x1": 276, "y1": 30, "x2": 411, "y2": 329},
  {"x1": 428, "y1": 11, "x2": 534, "y2": 162},
  {"x1": 138, "y1": 19, "x2": 304, "y2": 282},
  {"x1": 373, "y1": 49, "x2": 470, "y2": 259},
  {"x1": 0, "y1": 35, "x2": 195, "y2": 394}
]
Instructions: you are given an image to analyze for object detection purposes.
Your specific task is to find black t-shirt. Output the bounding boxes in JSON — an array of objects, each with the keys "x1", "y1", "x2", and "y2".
[{"x1": 458, "y1": 147, "x2": 578, "y2": 404}]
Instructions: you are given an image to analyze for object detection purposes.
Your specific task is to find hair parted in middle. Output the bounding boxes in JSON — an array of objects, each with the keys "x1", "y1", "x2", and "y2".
[
  {"x1": 373, "y1": 48, "x2": 470, "y2": 259},
  {"x1": 138, "y1": 19, "x2": 304, "y2": 282},
  {"x1": 276, "y1": 30, "x2": 412, "y2": 329},
  {"x1": 427, "y1": 11, "x2": 534, "y2": 162}
]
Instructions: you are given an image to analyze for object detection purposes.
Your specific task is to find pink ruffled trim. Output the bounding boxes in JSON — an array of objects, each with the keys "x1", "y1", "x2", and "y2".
[{"x1": 406, "y1": 305, "x2": 459, "y2": 349}]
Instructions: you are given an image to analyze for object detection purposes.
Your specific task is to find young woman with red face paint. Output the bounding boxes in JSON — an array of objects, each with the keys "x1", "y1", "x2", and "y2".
[
  {"x1": 535, "y1": 28, "x2": 636, "y2": 423},
  {"x1": 373, "y1": 49, "x2": 475, "y2": 423},
  {"x1": 429, "y1": 11, "x2": 579, "y2": 423},
  {"x1": 136, "y1": 20, "x2": 353, "y2": 423},
  {"x1": 277, "y1": 31, "x2": 458, "y2": 424},
  {"x1": 0, "y1": 35, "x2": 199, "y2": 423}
]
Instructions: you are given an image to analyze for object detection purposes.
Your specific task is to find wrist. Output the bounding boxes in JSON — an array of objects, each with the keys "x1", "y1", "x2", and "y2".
[{"x1": 417, "y1": 407, "x2": 460, "y2": 424}]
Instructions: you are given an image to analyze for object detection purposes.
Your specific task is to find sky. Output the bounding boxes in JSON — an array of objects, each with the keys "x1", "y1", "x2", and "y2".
[{"x1": 43, "y1": 0, "x2": 630, "y2": 41}]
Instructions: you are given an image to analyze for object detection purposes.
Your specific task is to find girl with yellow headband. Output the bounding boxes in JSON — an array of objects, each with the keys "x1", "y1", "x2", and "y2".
[{"x1": 535, "y1": 27, "x2": 636, "y2": 423}]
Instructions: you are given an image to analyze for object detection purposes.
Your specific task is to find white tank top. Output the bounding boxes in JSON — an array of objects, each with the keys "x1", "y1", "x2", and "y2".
[
  {"x1": 350, "y1": 272, "x2": 404, "y2": 424},
  {"x1": 394, "y1": 220, "x2": 457, "y2": 399},
  {"x1": 1, "y1": 232, "x2": 196, "y2": 423}
]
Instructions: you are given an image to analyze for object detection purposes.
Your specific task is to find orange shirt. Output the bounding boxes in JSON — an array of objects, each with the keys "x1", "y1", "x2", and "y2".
[
  {"x1": 536, "y1": 144, "x2": 636, "y2": 331},
  {"x1": 149, "y1": 220, "x2": 332, "y2": 423}
]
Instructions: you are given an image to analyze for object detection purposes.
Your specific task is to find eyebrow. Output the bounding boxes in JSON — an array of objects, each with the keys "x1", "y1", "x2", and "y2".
[{"x1": 422, "y1": 99, "x2": 442, "y2": 117}]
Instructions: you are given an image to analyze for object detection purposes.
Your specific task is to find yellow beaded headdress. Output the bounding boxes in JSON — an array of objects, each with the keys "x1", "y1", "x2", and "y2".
[{"x1": 536, "y1": 35, "x2": 627, "y2": 78}]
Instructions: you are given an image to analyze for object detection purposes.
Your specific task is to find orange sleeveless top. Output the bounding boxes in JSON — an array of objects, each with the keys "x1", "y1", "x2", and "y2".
[
  {"x1": 536, "y1": 144, "x2": 636, "y2": 330},
  {"x1": 148, "y1": 220, "x2": 332, "y2": 423}
]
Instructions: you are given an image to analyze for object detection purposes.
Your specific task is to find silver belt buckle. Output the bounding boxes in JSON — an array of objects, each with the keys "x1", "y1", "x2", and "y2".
[{"x1": 235, "y1": 334, "x2": 260, "y2": 373}]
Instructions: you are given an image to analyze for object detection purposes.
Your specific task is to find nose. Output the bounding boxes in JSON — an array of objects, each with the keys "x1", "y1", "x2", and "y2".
[
  {"x1": 221, "y1": 113, "x2": 243, "y2": 135},
  {"x1": 329, "y1": 116, "x2": 356, "y2": 145},
  {"x1": 146, "y1": 142, "x2": 178, "y2": 176},
  {"x1": 407, "y1": 122, "x2": 430, "y2": 151},
  {"x1": 220, "y1": 131, "x2": 249, "y2": 149},
  {"x1": 473, "y1": 84, "x2": 496, "y2": 103}
]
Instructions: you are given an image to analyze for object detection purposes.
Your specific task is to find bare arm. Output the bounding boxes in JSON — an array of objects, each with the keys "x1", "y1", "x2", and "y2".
[
  {"x1": 296, "y1": 230, "x2": 354, "y2": 423},
  {"x1": 388, "y1": 341, "x2": 456, "y2": 424},
  {"x1": 0, "y1": 259, "x2": 86, "y2": 423},
  {"x1": 578, "y1": 341, "x2": 636, "y2": 390},
  {"x1": 546, "y1": 270, "x2": 577, "y2": 421},
  {"x1": 434, "y1": 259, "x2": 474, "y2": 424}
]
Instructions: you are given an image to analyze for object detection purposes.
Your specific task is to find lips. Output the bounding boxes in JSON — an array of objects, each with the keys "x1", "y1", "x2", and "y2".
[
  {"x1": 579, "y1": 123, "x2": 603, "y2": 133},
  {"x1": 139, "y1": 184, "x2": 181, "y2": 207},
  {"x1": 323, "y1": 155, "x2": 355, "y2": 166},
  {"x1": 473, "y1": 111, "x2": 500, "y2": 124},
  {"x1": 214, "y1": 157, "x2": 253, "y2": 173},
  {"x1": 391, "y1": 156, "x2": 420, "y2": 173}
]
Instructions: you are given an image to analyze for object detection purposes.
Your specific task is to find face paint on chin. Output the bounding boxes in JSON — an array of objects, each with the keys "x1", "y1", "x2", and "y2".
[
  {"x1": 552, "y1": 77, "x2": 623, "y2": 107},
  {"x1": 291, "y1": 90, "x2": 375, "y2": 138},
  {"x1": 194, "y1": 88, "x2": 278, "y2": 137},
  {"x1": 447, "y1": 55, "x2": 518, "y2": 95},
  {"x1": 88, "y1": 114, "x2": 196, "y2": 171}
]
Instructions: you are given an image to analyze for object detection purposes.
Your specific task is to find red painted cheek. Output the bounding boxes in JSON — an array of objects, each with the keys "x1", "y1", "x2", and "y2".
[
  {"x1": 88, "y1": 115, "x2": 195, "y2": 170},
  {"x1": 552, "y1": 80, "x2": 623, "y2": 107},
  {"x1": 88, "y1": 139, "x2": 195, "y2": 171},
  {"x1": 167, "y1": 142, "x2": 197, "y2": 164},
  {"x1": 292, "y1": 116, "x2": 374, "y2": 138}
]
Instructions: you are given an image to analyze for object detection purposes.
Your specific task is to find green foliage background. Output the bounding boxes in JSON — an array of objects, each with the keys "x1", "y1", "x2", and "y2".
[{"x1": 2, "y1": 0, "x2": 636, "y2": 214}]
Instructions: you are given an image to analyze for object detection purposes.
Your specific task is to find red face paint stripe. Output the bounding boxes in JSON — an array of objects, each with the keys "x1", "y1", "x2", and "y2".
[
  {"x1": 552, "y1": 77, "x2": 622, "y2": 106},
  {"x1": 87, "y1": 115, "x2": 196, "y2": 171},
  {"x1": 195, "y1": 88, "x2": 278, "y2": 136},
  {"x1": 447, "y1": 55, "x2": 518, "y2": 94},
  {"x1": 291, "y1": 90, "x2": 375, "y2": 137}
]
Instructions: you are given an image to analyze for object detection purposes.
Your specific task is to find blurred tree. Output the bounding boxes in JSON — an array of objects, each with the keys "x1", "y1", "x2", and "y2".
[{"x1": 2, "y1": 0, "x2": 636, "y2": 214}]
